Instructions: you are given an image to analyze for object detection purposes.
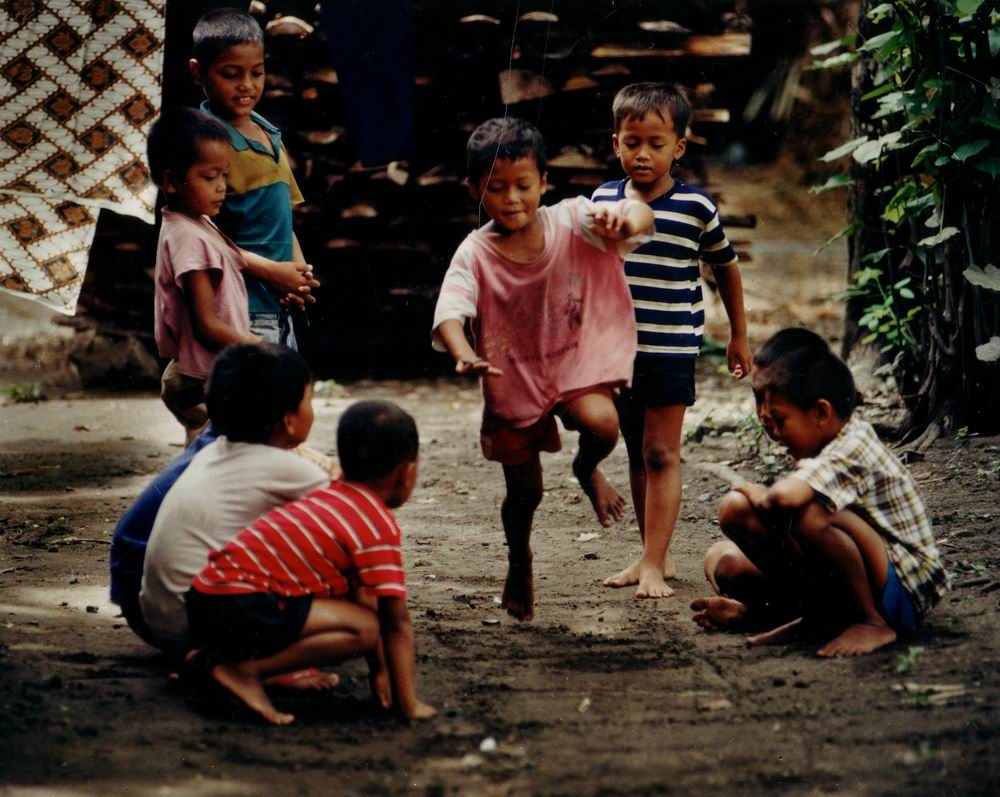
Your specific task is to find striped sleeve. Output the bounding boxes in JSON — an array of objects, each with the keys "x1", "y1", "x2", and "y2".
[
  {"x1": 698, "y1": 207, "x2": 737, "y2": 267},
  {"x1": 334, "y1": 483, "x2": 406, "y2": 598}
]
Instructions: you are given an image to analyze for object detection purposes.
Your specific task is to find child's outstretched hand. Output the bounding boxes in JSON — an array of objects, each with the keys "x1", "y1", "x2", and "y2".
[
  {"x1": 727, "y1": 334, "x2": 752, "y2": 380},
  {"x1": 586, "y1": 204, "x2": 632, "y2": 241},
  {"x1": 456, "y1": 357, "x2": 503, "y2": 377}
]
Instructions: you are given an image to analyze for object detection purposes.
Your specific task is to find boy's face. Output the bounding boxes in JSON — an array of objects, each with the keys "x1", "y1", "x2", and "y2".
[
  {"x1": 470, "y1": 157, "x2": 547, "y2": 233},
  {"x1": 762, "y1": 391, "x2": 832, "y2": 460},
  {"x1": 752, "y1": 367, "x2": 778, "y2": 440},
  {"x1": 191, "y1": 42, "x2": 265, "y2": 123},
  {"x1": 286, "y1": 382, "x2": 315, "y2": 446},
  {"x1": 165, "y1": 139, "x2": 230, "y2": 217},
  {"x1": 613, "y1": 110, "x2": 686, "y2": 192}
]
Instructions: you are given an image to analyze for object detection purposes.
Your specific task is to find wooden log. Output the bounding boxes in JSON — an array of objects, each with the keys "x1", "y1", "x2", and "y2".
[{"x1": 591, "y1": 33, "x2": 751, "y2": 59}]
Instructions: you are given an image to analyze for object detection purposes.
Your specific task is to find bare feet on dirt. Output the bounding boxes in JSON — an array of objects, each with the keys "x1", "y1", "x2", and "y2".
[
  {"x1": 817, "y1": 621, "x2": 896, "y2": 657},
  {"x1": 603, "y1": 555, "x2": 676, "y2": 598},
  {"x1": 690, "y1": 596, "x2": 749, "y2": 630},
  {"x1": 264, "y1": 668, "x2": 340, "y2": 691},
  {"x1": 502, "y1": 556, "x2": 535, "y2": 621},
  {"x1": 211, "y1": 663, "x2": 295, "y2": 725},
  {"x1": 572, "y1": 455, "x2": 626, "y2": 528}
]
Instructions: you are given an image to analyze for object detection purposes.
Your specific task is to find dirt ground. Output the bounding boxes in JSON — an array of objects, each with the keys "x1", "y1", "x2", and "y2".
[{"x1": 2, "y1": 165, "x2": 999, "y2": 796}]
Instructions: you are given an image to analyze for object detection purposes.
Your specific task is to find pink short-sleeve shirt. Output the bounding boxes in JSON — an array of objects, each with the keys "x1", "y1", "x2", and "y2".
[
  {"x1": 154, "y1": 209, "x2": 251, "y2": 380},
  {"x1": 432, "y1": 197, "x2": 641, "y2": 431}
]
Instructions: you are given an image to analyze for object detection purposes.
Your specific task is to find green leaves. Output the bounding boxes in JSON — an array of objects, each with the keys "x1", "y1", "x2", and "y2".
[
  {"x1": 820, "y1": 137, "x2": 870, "y2": 162},
  {"x1": 954, "y1": 140, "x2": 990, "y2": 162},
  {"x1": 975, "y1": 337, "x2": 1000, "y2": 363},
  {"x1": 963, "y1": 265, "x2": 1000, "y2": 292},
  {"x1": 917, "y1": 227, "x2": 960, "y2": 247},
  {"x1": 810, "y1": 174, "x2": 853, "y2": 194}
]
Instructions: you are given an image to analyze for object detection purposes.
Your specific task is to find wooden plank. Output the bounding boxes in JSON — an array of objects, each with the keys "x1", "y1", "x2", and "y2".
[{"x1": 591, "y1": 33, "x2": 751, "y2": 59}]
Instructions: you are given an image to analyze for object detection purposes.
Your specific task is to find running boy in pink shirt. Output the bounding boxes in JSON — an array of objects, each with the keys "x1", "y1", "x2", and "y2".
[{"x1": 432, "y1": 117, "x2": 654, "y2": 621}]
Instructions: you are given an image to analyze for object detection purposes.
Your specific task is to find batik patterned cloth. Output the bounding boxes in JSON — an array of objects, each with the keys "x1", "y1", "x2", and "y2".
[{"x1": 0, "y1": 0, "x2": 163, "y2": 314}]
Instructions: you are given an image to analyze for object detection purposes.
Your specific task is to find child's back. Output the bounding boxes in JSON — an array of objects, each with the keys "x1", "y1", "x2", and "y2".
[
  {"x1": 140, "y1": 438, "x2": 328, "y2": 645},
  {"x1": 139, "y1": 343, "x2": 326, "y2": 651}
]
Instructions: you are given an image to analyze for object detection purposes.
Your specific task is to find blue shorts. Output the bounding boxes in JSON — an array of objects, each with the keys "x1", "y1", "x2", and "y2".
[{"x1": 879, "y1": 561, "x2": 918, "y2": 634}]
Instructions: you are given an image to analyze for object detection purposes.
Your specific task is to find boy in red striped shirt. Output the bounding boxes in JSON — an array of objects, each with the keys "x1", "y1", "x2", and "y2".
[{"x1": 186, "y1": 400, "x2": 436, "y2": 725}]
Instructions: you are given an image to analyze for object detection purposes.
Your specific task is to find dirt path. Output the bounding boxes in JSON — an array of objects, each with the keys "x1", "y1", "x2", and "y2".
[{"x1": 2, "y1": 165, "x2": 999, "y2": 795}]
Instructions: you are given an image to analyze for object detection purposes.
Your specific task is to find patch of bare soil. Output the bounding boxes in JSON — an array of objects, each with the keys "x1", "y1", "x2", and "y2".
[{"x1": 1, "y1": 163, "x2": 997, "y2": 795}]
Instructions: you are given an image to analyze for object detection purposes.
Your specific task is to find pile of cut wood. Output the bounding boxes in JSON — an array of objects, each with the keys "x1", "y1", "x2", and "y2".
[{"x1": 77, "y1": 0, "x2": 755, "y2": 379}]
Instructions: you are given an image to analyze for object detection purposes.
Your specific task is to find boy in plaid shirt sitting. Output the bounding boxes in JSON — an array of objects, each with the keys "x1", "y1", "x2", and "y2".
[
  {"x1": 185, "y1": 400, "x2": 436, "y2": 724},
  {"x1": 691, "y1": 336, "x2": 948, "y2": 656}
]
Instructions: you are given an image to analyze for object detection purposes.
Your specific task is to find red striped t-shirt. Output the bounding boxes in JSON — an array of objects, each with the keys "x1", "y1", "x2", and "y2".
[{"x1": 191, "y1": 481, "x2": 406, "y2": 600}]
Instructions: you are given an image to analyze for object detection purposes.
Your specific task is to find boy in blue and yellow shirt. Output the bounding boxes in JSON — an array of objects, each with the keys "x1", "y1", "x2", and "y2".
[{"x1": 189, "y1": 8, "x2": 317, "y2": 348}]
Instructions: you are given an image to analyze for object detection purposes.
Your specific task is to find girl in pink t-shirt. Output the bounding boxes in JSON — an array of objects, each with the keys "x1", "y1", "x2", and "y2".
[
  {"x1": 148, "y1": 108, "x2": 314, "y2": 444},
  {"x1": 432, "y1": 118, "x2": 654, "y2": 622}
]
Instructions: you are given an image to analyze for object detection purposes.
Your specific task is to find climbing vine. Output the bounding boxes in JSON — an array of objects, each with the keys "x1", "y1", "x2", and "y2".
[{"x1": 811, "y1": 0, "x2": 1000, "y2": 442}]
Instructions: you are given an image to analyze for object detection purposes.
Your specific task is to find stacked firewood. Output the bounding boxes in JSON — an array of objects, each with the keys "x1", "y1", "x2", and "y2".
[{"x1": 77, "y1": 0, "x2": 754, "y2": 380}]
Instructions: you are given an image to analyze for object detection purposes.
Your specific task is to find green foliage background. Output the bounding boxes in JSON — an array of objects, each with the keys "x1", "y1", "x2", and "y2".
[{"x1": 812, "y1": 0, "x2": 1000, "y2": 437}]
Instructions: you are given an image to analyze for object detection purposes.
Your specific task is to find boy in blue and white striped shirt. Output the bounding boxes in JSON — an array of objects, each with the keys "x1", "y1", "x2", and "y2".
[{"x1": 593, "y1": 82, "x2": 751, "y2": 600}]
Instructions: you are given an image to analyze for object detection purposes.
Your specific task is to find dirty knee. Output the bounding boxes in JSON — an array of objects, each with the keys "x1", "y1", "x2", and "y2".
[
  {"x1": 642, "y1": 443, "x2": 680, "y2": 474},
  {"x1": 718, "y1": 490, "x2": 752, "y2": 533}
]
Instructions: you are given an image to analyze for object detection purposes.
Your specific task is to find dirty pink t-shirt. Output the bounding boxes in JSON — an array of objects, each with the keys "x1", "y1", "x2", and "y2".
[
  {"x1": 432, "y1": 196, "x2": 641, "y2": 430},
  {"x1": 154, "y1": 209, "x2": 250, "y2": 380}
]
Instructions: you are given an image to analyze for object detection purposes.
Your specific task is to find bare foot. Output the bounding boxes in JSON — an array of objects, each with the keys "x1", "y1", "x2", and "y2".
[
  {"x1": 264, "y1": 667, "x2": 340, "y2": 691},
  {"x1": 691, "y1": 596, "x2": 749, "y2": 631},
  {"x1": 635, "y1": 561, "x2": 674, "y2": 599},
  {"x1": 817, "y1": 621, "x2": 896, "y2": 657},
  {"x1": 663, "y1": 551, "x2": 677, "y2": 580},
  {"x1": 603, "y1": 556, "x2": 675, "y2": 589},
  {"x1": 746, "y1": 617, "x2": 805, "y2": 647},
  {"x1": 572, "y1": 455, "x2": 626, "y2": 527},
  {"x1": 502, "y1": 557, "x2": 535, "y2": 621},
  {"x1": 211, "y1": 663, "x2": 295, "y2": 725}
]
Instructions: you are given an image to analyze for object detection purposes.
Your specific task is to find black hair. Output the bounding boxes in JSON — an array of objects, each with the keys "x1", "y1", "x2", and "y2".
[
  {"x1": 192, "y1": 7, "x2": 264, "y2": 67},
  {"x1": 206, "y1": 343, "x2": 312, "y2": 444},
  {"x1": 754, "y1": 327, "x2": 830, "y2": 370},
  {"x1": 612, "y1": 82, "x2": 692, "y2": 136},
  {"x1": 763, "y1": 347, "x2": 857, "y2": 420},
  {"x1": 466, "y1": 117, "x2": 547, "y2": 186},
  {"x1": 146, "y1": 107, "x2": 229, "y2": 188},
  {"x1": 337, "y1": 400, "x2": 419, "y2": 482}
]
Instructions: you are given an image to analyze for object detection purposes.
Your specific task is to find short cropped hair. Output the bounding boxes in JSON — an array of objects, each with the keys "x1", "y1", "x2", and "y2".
[
  {"x1": 612, "y1": 82, "x2": 691, "y2": 136},
  {"x1": 467, "y1": 117, "x2": 547, "y2": 186},
  {"x1": 192, "y1": 7, "x2": 263, "y2": 67},
  {"x1": 764, "y1": 347, "x2": 857, "y2": 420},
  {"x1": 754, "y1": 327, "x2": 830, "y2": 370},
  {"x1": 337, "y1": 400, "x2": 419, "y2": 482},
  {"x1": 206, "y1": 343, "x2": 312, "y2": 444},
  {"x1": 147, "y1": 107, "x2": 229, "y2": 188}
]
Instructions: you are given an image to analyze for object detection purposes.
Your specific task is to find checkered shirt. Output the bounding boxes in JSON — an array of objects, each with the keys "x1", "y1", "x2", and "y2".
[{"x1": 791, "y1": 416, "x2": 949, "y2": 620}]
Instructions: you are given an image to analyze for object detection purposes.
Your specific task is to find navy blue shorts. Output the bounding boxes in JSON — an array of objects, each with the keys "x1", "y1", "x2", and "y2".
[
  {"x1": 185, "y1": 589, "x2": 313, "y2": 661},
  {"x1": 878, "y1": 561, "x2": 918, "y2": 634},
  {"x1": 621, "y1": 358, "x2": 697, "y2": 410}
]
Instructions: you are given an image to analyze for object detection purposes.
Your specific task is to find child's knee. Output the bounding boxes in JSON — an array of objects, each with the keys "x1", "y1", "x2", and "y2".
[
  {"x1": 788, "y1": 502, "x2": 832, "y2": 545},
  {"x1": 505, "y1": 481, "x2": 544, "y2": 512},
  {"x1": 357, "y1": 609, "x2": 381, "y2": 650},
  {"x1": 642, "y1": 439, "x2": 680, "y2": 473},
  {"x1": 718, "y1": 490, "x2": 752, "y2": 533}
]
